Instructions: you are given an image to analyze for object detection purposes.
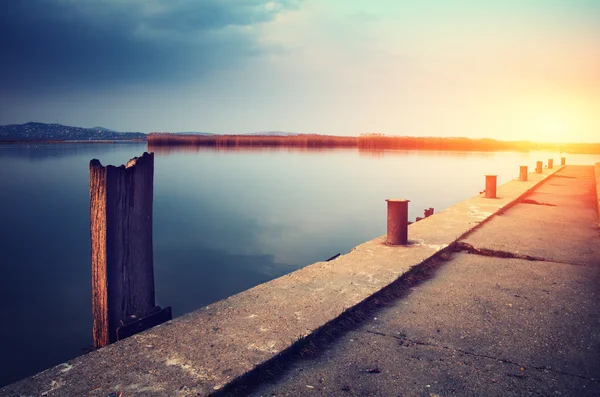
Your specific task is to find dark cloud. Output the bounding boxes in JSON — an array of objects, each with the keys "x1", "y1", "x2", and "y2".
[{"x1": 0, "y1": 0, "x2": 299, "y2": 93}]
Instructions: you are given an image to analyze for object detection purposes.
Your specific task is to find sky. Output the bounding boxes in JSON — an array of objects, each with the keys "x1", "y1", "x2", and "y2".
[{"x1": 0, "y1": 0, "x2": 599, "y2": 142}]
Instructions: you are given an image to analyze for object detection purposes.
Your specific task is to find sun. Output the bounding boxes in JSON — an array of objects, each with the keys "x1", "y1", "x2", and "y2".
[
  {"x1": 523, "y1": 111, "x2": 574, "y2": 143},
  {"x1": 509, "y1": 96, "x2": 589, "y2": 144}
]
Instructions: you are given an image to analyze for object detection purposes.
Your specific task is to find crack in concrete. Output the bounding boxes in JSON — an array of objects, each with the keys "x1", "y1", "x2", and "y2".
[
  {"x1": 453, "y1": 242, "x2": 544, "y2": 261},
  {"x1": 520, "y1": 199, "x2": 557, "y2": 207},
  {"x1": 553, "y1": 175, "x2": 577, "y2": 179},
  {"x1": 363, "y1": 329, "x2": 600, "y2": 384}
]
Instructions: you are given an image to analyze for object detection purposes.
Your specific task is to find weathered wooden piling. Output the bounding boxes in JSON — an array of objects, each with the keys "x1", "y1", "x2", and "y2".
[
  {"x1": 90, "y1": 152, "x2": 157, "y2": 348},
  {"x1": 548, "y1": 159, "x2": 554, "y2": 169},
  {"x1": 561, "y1": 157, "x2": 566, "y2": 166},
  {"x1": 536, "y1": 161, "x2": 543, "y2": 173}
]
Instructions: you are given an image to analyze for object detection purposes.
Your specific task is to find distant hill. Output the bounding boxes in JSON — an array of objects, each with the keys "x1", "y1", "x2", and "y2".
[
  {"x1": 0, "y1": 122, "x2": 146, "y2": 141},
  {"x1": 91, "y1": 126, "x2": 116, "y2": 133}
]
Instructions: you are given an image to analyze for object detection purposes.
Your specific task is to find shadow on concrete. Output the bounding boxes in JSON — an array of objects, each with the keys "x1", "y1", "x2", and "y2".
[{"x1": 212, "y1": 247, "x2": 460, "y2": 397}]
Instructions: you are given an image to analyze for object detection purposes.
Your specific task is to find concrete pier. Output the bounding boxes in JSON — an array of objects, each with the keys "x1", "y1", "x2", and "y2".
[
  {"x1": 249, "y1": 165, "x2": 600, "y2": 397},
  {"x1": 3, "y1": 164, "x2": 598, "y2": 397}
]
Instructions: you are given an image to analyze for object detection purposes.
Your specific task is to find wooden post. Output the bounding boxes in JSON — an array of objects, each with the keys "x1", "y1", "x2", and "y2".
[{"x1": 90, "y1": 152, "x2": 155, "y2": 348}]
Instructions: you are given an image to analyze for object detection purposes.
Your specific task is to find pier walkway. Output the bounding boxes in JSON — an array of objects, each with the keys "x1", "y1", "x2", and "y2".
[
  {"x1": 1, "y1": 164, "x2": 598, "y2": 396},
  {"x1": 247, "y1": 165, "x2": 600, "y2": 396}
]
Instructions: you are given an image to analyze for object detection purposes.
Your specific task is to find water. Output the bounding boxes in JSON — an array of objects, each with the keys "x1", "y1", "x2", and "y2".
[{"x1": 0, "y1": 143, "x2": 597, "y2": 386}]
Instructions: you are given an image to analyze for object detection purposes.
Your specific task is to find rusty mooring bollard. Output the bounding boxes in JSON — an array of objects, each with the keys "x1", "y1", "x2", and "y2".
[
  {"x1": 485, "y1": 175, "x2": 497, "y2": 198},
  {"x1": 548, "y1": 159, "x2": 553, "y2": 169},
  {"x1": 536, "y1": 161, "x2": 543, "y2": 173},
  {"x1": 561, "y1": 157, "x2": 566, "y2": 166},
  {"x1": 519, "y1": 166, "x2": 528, "y2": 181},
  {"x1": 386, "y1": 199, "x2": 409, "y2": 245}
]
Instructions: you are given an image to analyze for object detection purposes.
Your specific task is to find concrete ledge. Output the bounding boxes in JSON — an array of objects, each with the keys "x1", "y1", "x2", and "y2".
[
  {"x1": 594, "y1": 163, "x2": 600, "y2": 227},
  {"x1": 0, "y1": 166, "x2": 564, "y2": 397}
]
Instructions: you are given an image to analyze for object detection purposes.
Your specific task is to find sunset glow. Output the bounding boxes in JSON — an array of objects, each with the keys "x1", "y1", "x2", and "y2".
[{"x1": 1, "y1": 1, "x2": 598, "y2": 142}]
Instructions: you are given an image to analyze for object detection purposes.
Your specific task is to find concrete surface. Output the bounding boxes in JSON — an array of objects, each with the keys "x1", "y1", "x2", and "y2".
[
  {"x1": 249, "y1": 255, "x2": 600, "y2": 397},
  {"x1": 406, "y1": 167, "x2": 562, "y2": 247},
  {"x1": 462, "y1": 166, "x2": 600, "y2": 266},
  {"x1": 243, "y1": 166, "x2": 600, "y2": 397},
  {"x1": 0, "y1": 166, "x2": 562, "y2": 397}
]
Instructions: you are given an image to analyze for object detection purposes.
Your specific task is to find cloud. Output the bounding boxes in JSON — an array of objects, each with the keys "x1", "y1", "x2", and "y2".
[{"x1": 0, "y1": 0, "x2": 300, "y2": 93}]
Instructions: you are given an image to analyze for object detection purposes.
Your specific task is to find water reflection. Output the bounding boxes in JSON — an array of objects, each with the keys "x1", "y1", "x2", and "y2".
[
  {"x1": 148, "y1": 143, "x2": 348, "y2": 155},
  {"x1": 357, "y1": 148, "x2": 497, "y2": 158},
  {"x1": 0, "y1": 142, "x2": 142, "y2": 160},
  {"x1": 0, "y1": 143, "x2": 597, "y2": 387},
  {"x1": 155, "y1": 246, "x2": 294, "y2": 316}
]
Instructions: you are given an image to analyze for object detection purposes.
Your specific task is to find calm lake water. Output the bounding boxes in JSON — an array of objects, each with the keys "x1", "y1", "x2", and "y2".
[{"x1": 0, "y1": 143, "x2": 598, "y2": 386}]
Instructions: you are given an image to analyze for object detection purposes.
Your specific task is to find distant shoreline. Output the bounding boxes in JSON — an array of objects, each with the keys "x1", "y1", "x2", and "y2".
[
  {"x1": 0, "y1": 139, "x2": 145, "y2": 144},
  {"x1": 146, "y1": 133, "x2": 600, "y2": 155},
  {"x1": 2, "y1": 135, "x2": 599, "y2": 155}
]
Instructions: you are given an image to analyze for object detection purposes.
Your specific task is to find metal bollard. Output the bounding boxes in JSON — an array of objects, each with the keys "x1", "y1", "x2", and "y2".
[
  {"x1": 386, "y1": 199, "x2": 409, "y2": 245},
  {"x1": 548, "y1": 159, "x2": 553, "y2": 169},
  {"x1": 519, "y1": 166, "x2": 528, "y2": 181},
  {"x1": 485, "y1": 175, "x2": 497, "y2": 198},
  {"x1": 536, "y1": 161, "x2": 543, "y2": 173},
  {"x1": 561, "y1": 157, "x2": 566, "y2": 166}
]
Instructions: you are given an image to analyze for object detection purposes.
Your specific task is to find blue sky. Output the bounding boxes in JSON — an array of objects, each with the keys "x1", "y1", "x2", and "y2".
[{"x1": 1, "y1": 0, "x2": 598, "y2": 142}]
